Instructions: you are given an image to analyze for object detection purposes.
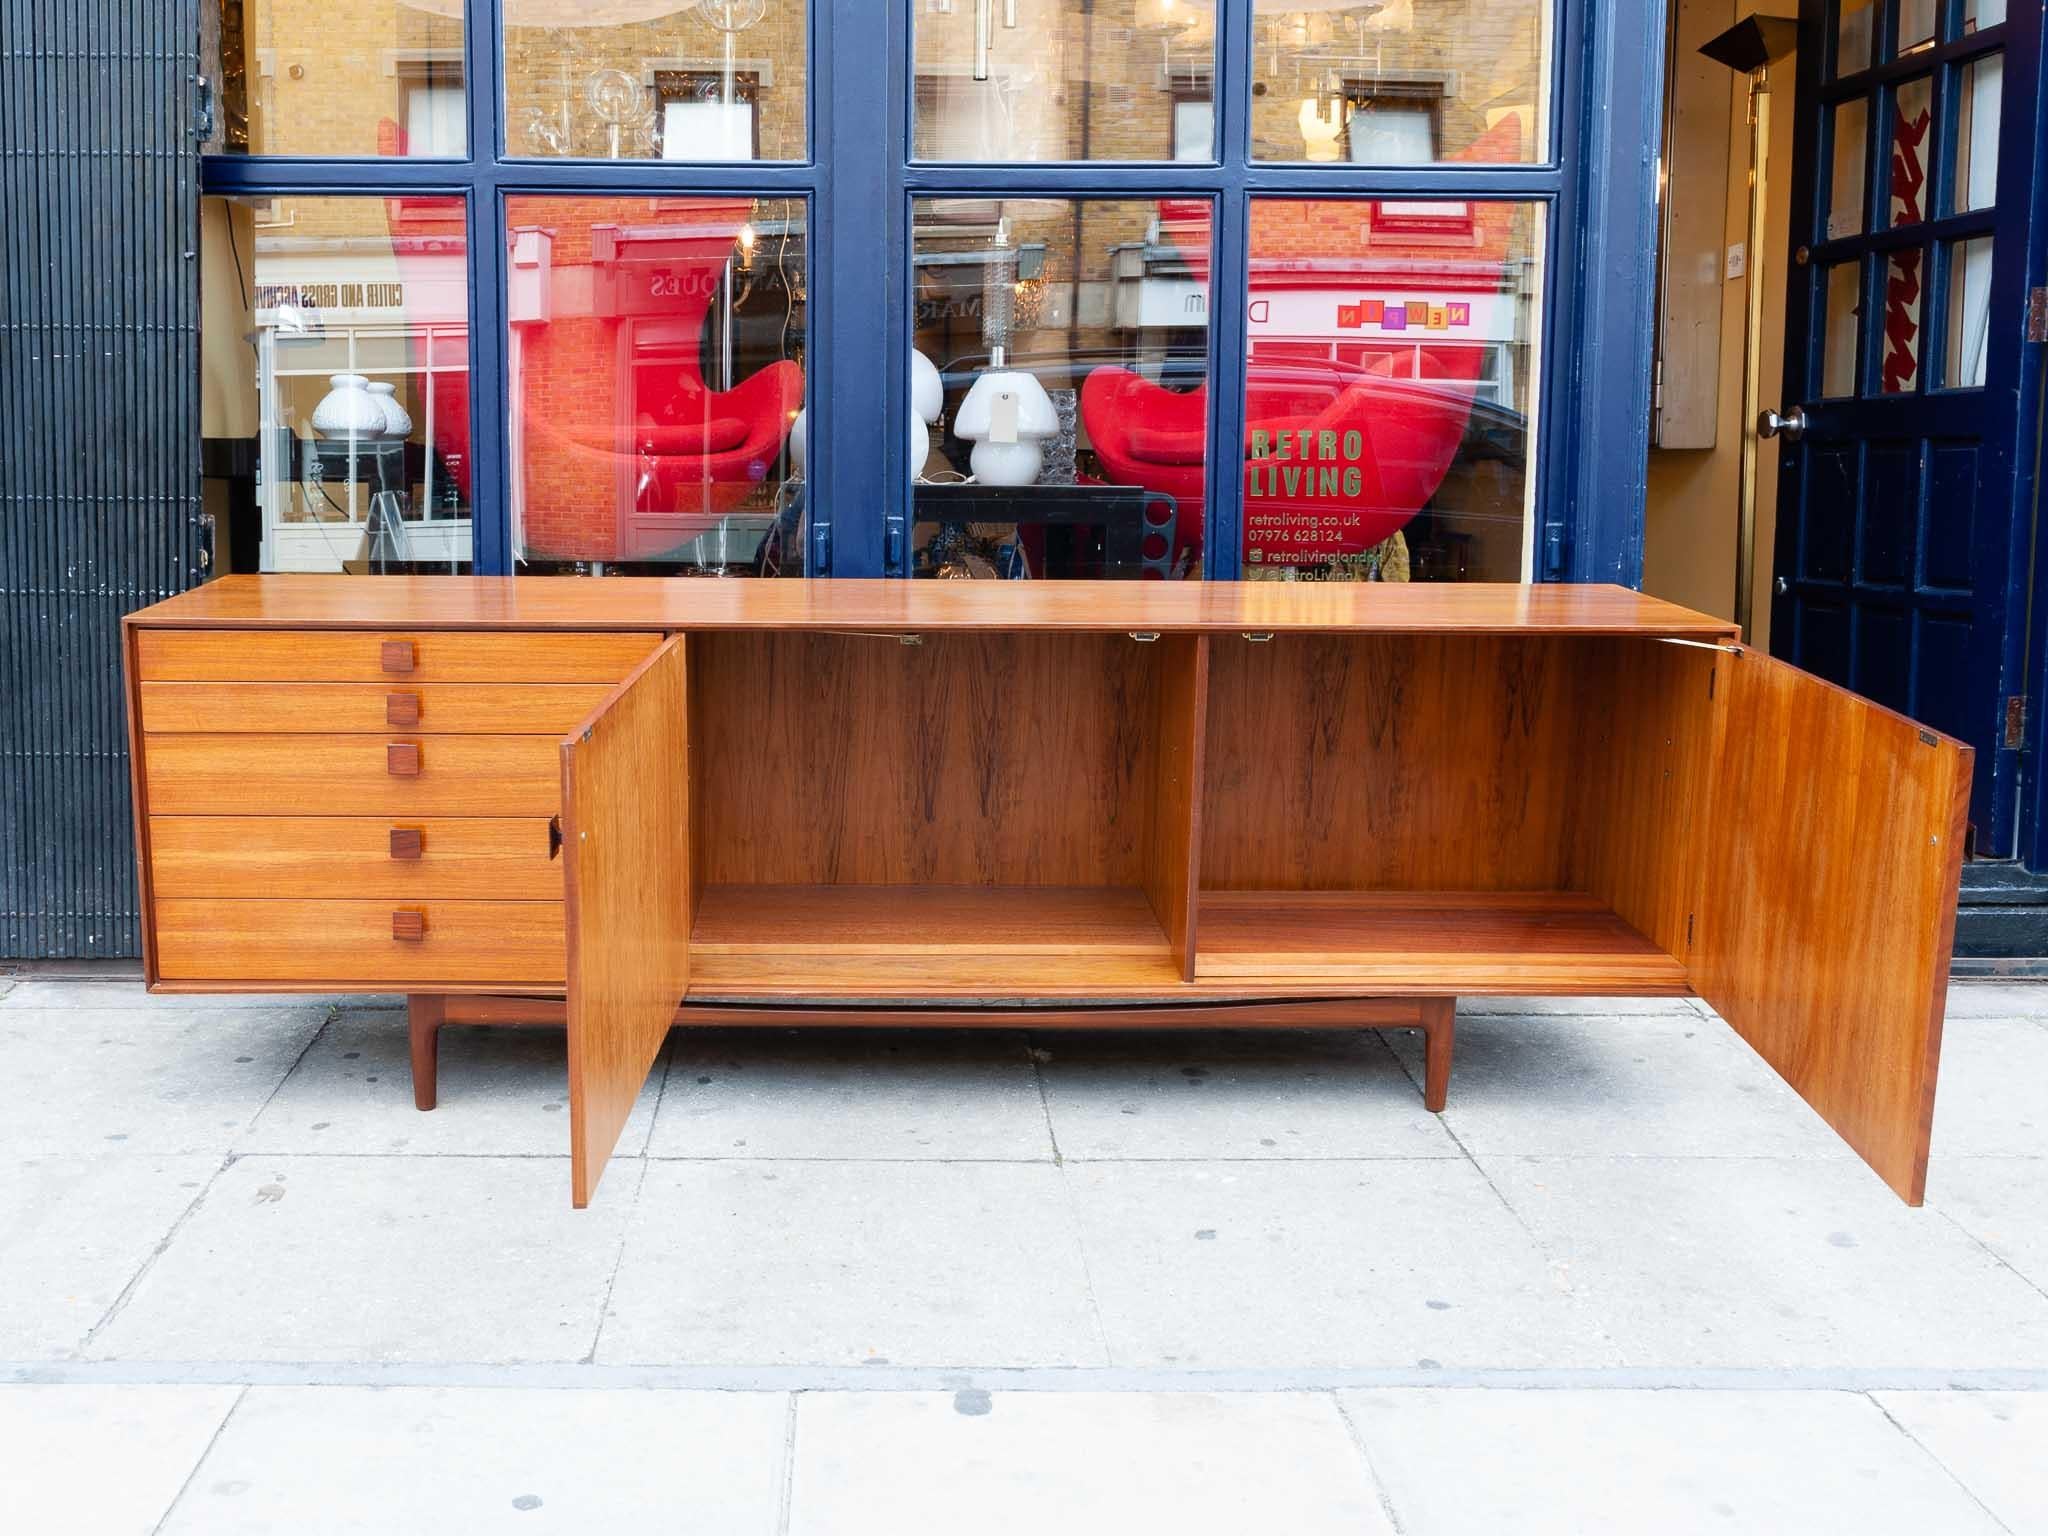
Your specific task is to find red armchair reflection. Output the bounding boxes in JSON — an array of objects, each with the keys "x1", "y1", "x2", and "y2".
[{"x1": 1080, "y1": 117, "x2": 1523, "y2": 568}]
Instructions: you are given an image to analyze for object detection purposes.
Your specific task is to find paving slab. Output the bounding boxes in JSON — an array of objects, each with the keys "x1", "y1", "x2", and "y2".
[
  {"x1": 0, "y1": 1154, "x2": 217, "y2": 1358},
  {"x1": 1942, "y1": 982, "x2": 2048, "y2": 1020},
  {"x1": 790, "y1": 1391, "x2": 1389, "y2": 1535},
  {"x1": 1340, "y1": 1388, "x2": 2006, "y2": 1536},
  {"x1": 239, "y1": 1009, "x2": 662, "y2": 1157},
  {"x1": 1482, "y1": 1153, "x2": 2048, "y2": 1367},
  {"x1": 0, "y1": 1384, "x2": 239, "y2": 1536},
  {"x1": 1065, "y1": 1158, "x2": 1610, "y2": 1368},
  {"x1": 1930, "y1": 1015, "x2": 2048, "y2": 1156},
  {"x1": 157, "y1": 1386, "x2": 786, "y2": 1535},
  {"x1": 1385, "y1": 1008, "x2": 1846, "y2": 1158},
  {"x1": 1874, "y1": 1391, "x2": 2048, "y2": 1534},
  {"x1": 0, "y1": 1006, "x2": 325, "y2": 1157},
  {"x1": 1459, "y1": 994, "x2": 1708, "y2": 1018},
  {"x1": 1926, "y1": 1155, "x2": 2048, "y2": 1293},
  {"x1": 1036, "y1": 1029, "x2": 1458, "y2": 1161},
  {"x1": 598, "y1": 1160, "x2": 1104, "y2": 1366},
  {"x1": 87, "y1": 1156, "x2": 635, "y2": 1364},
  {"x1": 0, "y1": 979, "x2": 390, "y2": 1013},
  {"x1": 648, "y1": 1027, "x2": 1050, "y2": 1161}
]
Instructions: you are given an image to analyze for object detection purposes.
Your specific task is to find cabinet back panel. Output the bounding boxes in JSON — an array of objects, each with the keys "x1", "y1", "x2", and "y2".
[
  {"x1": 1200, "y1": 635, "x2": 1584, "y2": 891},
  {"x1": 692, "y1": 632, "x2": 1162, "y2": 886}
]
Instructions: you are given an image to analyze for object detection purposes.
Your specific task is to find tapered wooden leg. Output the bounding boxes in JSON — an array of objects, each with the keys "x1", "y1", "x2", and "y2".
[
  {"x1": 1420, "y1": 997, "x2": 1456, "y2": 1113},
  {"x1": 409, "y1": 995, "x2": 446, "y2": 1111}
]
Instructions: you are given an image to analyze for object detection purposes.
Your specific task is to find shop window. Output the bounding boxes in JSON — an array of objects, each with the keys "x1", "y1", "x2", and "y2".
[
  {"x1": 1238, "y1": 197, "x2": 1543, "y2": 583},
  {"x1": 911, "y1": 197, "x2": 1211, "y2": 578},
  {"x1": 506, "y1": 196, "x2": 809, "y2": 574},
  {"x1": 502, "y1": 0, "x2": 806, "y2": 160},
  {"x1": 1251, "y1": 0, "x2": 1546, "y2": 163},
  {"x1": 200, "y1": 194, "x2": 472, "y2": 573},
  {"x1": 211, "y1": 0, "x2": 467, "y2": 157},
  {"x1": 913, "y1": 0, "x2": 1218, "y2": 162}
]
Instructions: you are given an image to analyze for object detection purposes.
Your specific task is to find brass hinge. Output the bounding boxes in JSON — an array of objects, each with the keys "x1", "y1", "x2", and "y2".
[
  {"x1": 2028, "y1": 286, "x2": 2048, "y2": 345},
  {"x1": 2005, "y1": 695, "x2": 2028, "y2": 751}
]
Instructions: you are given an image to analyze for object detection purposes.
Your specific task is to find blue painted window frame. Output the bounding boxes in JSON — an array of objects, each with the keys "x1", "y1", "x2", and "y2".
[{"x1": 200, "y1": 0, "x2": 1666, "y2": 583}]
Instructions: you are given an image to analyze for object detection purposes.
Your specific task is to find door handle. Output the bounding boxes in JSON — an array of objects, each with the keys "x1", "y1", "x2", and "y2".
[
  {"x1": 1775, "y1": 575, "x2": 1791, "y2": 597},
  {"x1": 1757, "y1": 405, "x2": 1808, "y2": 441}
]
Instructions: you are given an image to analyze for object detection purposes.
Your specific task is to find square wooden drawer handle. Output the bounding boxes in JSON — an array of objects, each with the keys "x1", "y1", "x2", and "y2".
[
  {"x1": 391, "y1": 908, "x2": 427, "y2": 942},
  {"x1": 387, "y1": 742, "x2": 421, "y2": 777},
  {"x1": 389, "y1": 827, "x2": 425, "y2": 861},
  {"x1": 380, "y1": 639, "x2": 417, "y2": 675},
  {"x1": 386, "y1": 691, "x2": 421, "y2": 728}
]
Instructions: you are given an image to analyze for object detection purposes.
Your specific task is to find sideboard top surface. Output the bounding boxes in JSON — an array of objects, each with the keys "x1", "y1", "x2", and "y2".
[{"x1": 127, "y1": 577, "x2": 1740, "y2": 639}]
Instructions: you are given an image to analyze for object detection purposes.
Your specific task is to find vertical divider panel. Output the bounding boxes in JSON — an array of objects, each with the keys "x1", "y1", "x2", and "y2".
[
  {"x1": 562, "y1": 634, "x2": 691, "y2": 1209},
  {"x1": 1142, "y1": 634, "x2": 1210, "y2": 980}
]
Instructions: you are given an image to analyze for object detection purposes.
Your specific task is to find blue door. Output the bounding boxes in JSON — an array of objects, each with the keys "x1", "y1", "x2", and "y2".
[{"x1": 1769, "y1": 0, "x2": 2045, "y2": 854}]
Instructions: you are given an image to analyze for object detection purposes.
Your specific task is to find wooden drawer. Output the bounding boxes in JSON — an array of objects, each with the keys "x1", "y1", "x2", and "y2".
[
  {"x1": 138, "y1": 682, "x2": 611, "y2": 735},
  {"x1": 150, "y1": 817, "x2": 562, "y2": 900},
  {"x1": 155, "y1": 898, "x2": 566, "y2": 985},
  {"x1": 143, "y1": 735, "x2": 561, "y2": 816},
  {"x1": 135, "y1": 629, "x2": 658, "y2": 684}
]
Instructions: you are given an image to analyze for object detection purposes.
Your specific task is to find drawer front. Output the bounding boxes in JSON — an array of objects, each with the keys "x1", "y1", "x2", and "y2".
[
  {"x1": 150, "y1": 816, "x2": 562, "y2": 900},
  {"x1": 139, "y1": 682, "x2": 611, "y2": 736},
  {"x1": 135, "y1": 629, "x2": 658, "y2": 684},
  {"x1": 155, "y1": 898, "x2": 566, "y2": 985},
  {"x1": 143, "y1": 734, "x2": 561, "y2": 816}
]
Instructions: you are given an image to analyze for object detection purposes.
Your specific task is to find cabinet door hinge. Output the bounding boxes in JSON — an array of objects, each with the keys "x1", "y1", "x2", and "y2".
[
  {"x1": 2028, "y1": 286, "x2": 2048, "y2": 345},
  {"x1": 2004, "y1": 694, "x2": 2027, "y2": 751},
  {"x1": 193, "y1": 75, "x2": 215, "y2": 141},
  {"x1": 1539, "y1": 520, "x2": 1566, "y2": 580}
]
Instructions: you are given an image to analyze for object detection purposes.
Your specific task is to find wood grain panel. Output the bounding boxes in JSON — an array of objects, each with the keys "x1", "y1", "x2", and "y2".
[
  {"x1": 563, "y1": 636, "x2": 692, "y2": 1209},
  {"x1": 128, "y1": 575, "x2": 1743, "y2": 639},
  {"x1": 1201, "y1": 635, "x2": 1582, "y2": 891},
  {"x1": 139, "y1": 682, "x2": 612, "y2": 734},
  {"x1": 691, "y1": 632, "x2": 1159, "y2": 886},
  {"x1": 1691, "y1": 647, "x2": 1971, "y2": 1205},
  {"x1": 143, "y1": 734, "x2": 561, "y2": 816},
  {"x1": 686, "y1": 949, "x2": 1193, "y2": 1002},
  {"x1": 1141, "y1": 636, "x2": 1208, "y2": 978},
  {"x1": 1563, "y1": 638, "x2": 1719, "y2": 959},
  {"x1": 135, "y1": 629, "x2": 658, "y2": 683},
  {"x1": 1195, "y1": 890, "x2": 1688, "y2": 993},
  {"x1": 150, "y1": 816, "x2": 562, "y2": 899},
  {"x1": 692, "y1": 884, "x2": 1169, "y2": 954},
  {"x1": 154, "y1": 899, "x2": 565, "y2": 984}
]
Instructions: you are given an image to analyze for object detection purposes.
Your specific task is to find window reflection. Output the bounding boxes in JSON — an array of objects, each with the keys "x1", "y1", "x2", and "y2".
[
  {"x1": 508, "y1": 196, "x2": 808, "y2": 574},
  {"x1": 1239, "y1": 198, "x2": 1543, "y2": 581},
  {"x1": 913, "y1": 198, "x2": 1211, "y2": 578},
  {"x1": 201, "y1": 195, "x2": 472, "y2": 573}
]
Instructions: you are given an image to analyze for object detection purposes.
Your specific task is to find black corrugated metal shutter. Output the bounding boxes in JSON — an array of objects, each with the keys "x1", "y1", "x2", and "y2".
[{"x1": 1, "y1": 0, "x2": 202, "y2": 957}]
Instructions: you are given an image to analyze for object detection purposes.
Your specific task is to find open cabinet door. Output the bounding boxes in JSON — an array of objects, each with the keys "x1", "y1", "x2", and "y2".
[
  {"x1": 562, "y1": 635, "x2": 690, "y2": 1207},
  {"x1": 1692, "y1": 647, "x2": 1972, "y2": 1205}
]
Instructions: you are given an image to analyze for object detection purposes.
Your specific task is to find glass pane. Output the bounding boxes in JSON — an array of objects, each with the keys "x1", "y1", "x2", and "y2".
[
  {"x1": 503, "y1": 0, "x2": 807, "y2": 161},
  {"x1": 201, "y1": 195, "x2": 472, "y2": 572},
  {"x1": 1240, "y1": 198, "x2": 1543, "y2": 582},
  {"x1": 1881, "y1": 248, "x2": 1926, "y2": 393},
  {"x1": 1963, "y1": 0, "x2": 2007, "y2": 31},
  {"x1": 1836, "y1": 0, "x2": 1876, "y2": 75},
  {"x1": 1944, "y1": 237, "x2": 1993, "y2": 387},
  {"x1": 1252, "y1": 1, "x2": 1546, "y2": 163},
  {"x1": 913, "y1": 0, "x2": 1216, "y2": 162},
  {"x1": 212, "y1": 0, "x2": 465, "y2": 157},
  {"x1": 910, "y1": 198, "x2": 1209, "y2": 578},
  {"x1": 506, "y1": 196, "x2": 809, "y2": 574},
  {"x1": 1896, "y1": 0, "x2": 1938, "y2": 55},
  {"x1": 1888, "y1": 75, "x2": 1933, "y2": 228},
  {"x1": 1827, "y1": 97, "x2": 1869, "y2": 239},
  {"x1": 1821, "y1": 262, "x2": 1861, "y2": 397},
  {"x1": 1954, "y1": 52, "x2": 2002, "y2": 212}
]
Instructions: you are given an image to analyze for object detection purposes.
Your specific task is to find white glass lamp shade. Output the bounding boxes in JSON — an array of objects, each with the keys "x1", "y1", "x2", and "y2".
[
  {"x1": 365, "y1": 381, "x2": 413, "y2": 437},
  {"x1": 910, "y1": 349, "x2": 944, "y2": 425},
  {"x1": 310, "y1": 373, "x2": 386, "y2": 438},
  {"x1": 953, "y1": 370, "x2": 1058, "y2": 487},
  {"x1": 911, "y1": 416, "x2": 931, "y2": 477},
  {"x1": 788, "y1": 406, "x2": 807, "y2": 478}
]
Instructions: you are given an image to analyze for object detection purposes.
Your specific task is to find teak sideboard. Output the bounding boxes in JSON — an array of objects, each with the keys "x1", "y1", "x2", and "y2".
[{"x1": 123, "y1": 577, "x2": 1971, "y2": 1208}]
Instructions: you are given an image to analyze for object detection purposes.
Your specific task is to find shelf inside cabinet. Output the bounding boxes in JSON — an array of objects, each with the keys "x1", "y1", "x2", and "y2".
[{"x1": 1194, "y1": 891, "x2": 1689, "y2": 996}]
